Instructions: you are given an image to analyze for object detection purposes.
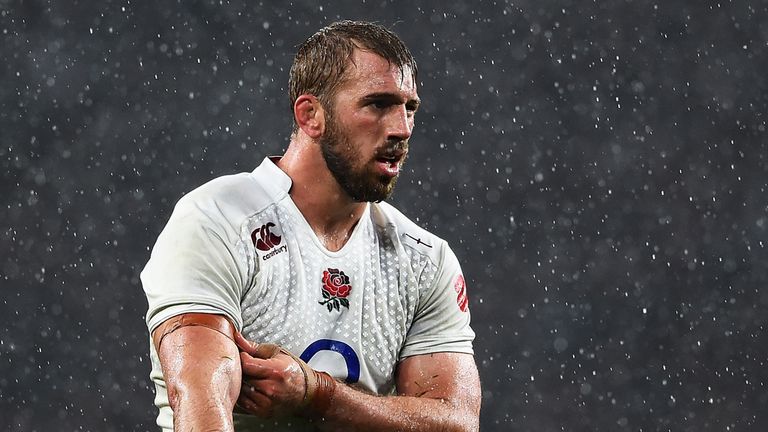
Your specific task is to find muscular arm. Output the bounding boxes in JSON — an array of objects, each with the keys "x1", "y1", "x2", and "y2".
[
  {"x1": 239, "y1": 346, "x2": 481, "y2": 432},
  {"x1": 317, "y1": 352, "x2": 481, "y2": 432},
  {"x1": 153, "y1": 314, "x2": 241, "y2": 432}
]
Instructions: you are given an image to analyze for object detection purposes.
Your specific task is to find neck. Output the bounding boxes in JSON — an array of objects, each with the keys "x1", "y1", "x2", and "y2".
[{"x1": 277, "y1": 135, "x2": 367, "y2": 252}]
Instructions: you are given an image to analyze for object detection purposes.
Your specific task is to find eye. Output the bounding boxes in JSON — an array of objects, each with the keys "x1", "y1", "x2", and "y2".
[{"x1": 369, "y1": 100, "x2": 389, "y2": 109}]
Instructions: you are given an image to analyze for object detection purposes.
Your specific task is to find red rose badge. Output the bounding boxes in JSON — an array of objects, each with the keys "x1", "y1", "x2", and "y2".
[{"x1": 319, "y1": 268, "x2": 351, "y2": 312}]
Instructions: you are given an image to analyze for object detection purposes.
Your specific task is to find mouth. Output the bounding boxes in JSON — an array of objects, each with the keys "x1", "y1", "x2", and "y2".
[{"x1": 374, "y1": 149, "x2": 407, "y2": 177}]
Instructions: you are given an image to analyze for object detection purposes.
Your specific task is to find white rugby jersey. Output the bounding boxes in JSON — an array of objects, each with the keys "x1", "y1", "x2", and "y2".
[{"x1": 142, "y1": 157, "x2": 474, "y2": 431}]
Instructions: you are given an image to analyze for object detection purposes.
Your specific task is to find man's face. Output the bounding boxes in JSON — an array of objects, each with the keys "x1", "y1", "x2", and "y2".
[{"x1": 319, "y1": 49, "x2": 420, "y2": 202}]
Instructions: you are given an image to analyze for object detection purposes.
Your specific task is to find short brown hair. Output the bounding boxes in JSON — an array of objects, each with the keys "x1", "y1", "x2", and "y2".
[{"x1": 288, "y1": 20, "x2": 418, "y2": 129}]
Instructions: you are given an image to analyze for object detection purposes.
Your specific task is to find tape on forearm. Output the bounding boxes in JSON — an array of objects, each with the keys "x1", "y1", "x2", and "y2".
[
  {"x1": 278, "y1": 349, "x2": 337, "y2": 415},
  {"x1": 155, "y1": 313, "x2": 235, "y2": 351},
  {"x1": 306, "y1": 370, "x2": 337, "y2": 415}
]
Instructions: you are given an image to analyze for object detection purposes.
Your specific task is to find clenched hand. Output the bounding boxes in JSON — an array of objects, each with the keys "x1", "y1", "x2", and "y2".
[{"x1": 234, "y1": 332, "x2": 337, "y2": 418}]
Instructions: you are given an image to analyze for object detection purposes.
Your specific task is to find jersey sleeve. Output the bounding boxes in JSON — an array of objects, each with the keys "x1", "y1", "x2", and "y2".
[
  {"x1": 141, "y1": 195, "x2": 249, "y2": 333},
  {"x1": 399, "y1": 242, "x2": 475, "y2": 359}
]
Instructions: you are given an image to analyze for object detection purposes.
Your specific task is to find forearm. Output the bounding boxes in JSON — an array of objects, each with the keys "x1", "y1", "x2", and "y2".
[
  {"x1": 316, "y1": 384, "x2": 478, "y2": 432},
  {"x1": 168, "y1": 357, "x2": 239, "y2": 432},
  {"x1": 173, "y1": 396, "x2": 235, "y2": 432},
  {"x1": 236, "y1": 342, "x2": 481, "y2": 430},
  {"x1": 154, "y1": 315, "x2": 241, "y2": 432}
]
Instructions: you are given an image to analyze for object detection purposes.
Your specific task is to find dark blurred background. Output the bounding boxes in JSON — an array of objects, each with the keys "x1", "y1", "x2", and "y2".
[{"x1": 2, "y1": 0, "x2": 767, "y2": 430}]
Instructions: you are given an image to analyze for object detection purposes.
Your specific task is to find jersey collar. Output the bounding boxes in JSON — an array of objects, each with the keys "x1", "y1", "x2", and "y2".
[{"x1": 251, "y1": 156, "x2": 293, "y2": 196}]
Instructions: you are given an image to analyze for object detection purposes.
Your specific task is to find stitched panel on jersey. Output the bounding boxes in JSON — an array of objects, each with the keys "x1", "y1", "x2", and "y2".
[{"x1": 403, "y1": 244, "x2": 439, "y2": 320}]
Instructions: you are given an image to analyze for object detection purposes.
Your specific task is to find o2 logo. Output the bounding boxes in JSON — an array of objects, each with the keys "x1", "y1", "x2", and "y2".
[{"x1": 300, "y1": 339, "x2": 360, "y2": 383}]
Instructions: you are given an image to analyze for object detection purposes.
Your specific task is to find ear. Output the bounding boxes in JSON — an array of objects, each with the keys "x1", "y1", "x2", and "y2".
[{"x1": 293, "y1": 94, "x2": 325, "y2": 139}]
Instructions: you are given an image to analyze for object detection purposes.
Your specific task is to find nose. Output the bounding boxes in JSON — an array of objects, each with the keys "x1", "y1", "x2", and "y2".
[{"x1": 387, "y1": 105, "x2": 413, "y2": 141}]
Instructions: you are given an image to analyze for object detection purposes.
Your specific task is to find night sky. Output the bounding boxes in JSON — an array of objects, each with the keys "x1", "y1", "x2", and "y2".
[{"x1": 2, "y1": 1, "x2": 767, "y2": 430}]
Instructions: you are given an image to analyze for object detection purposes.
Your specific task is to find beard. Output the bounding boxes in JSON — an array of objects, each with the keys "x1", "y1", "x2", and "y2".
[{"x1": 320, "y1": 110, "x2": 407, "y2": 203}]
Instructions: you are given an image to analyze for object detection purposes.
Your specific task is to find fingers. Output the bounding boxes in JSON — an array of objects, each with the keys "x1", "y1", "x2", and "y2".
[
  {"x1": 233, "y1": 332, "x2": 281, "y2": 359},
  {"x1": 252, "y1": 343, "x2": 281, "y2": 359},
  {"x1": 237, "y1": 382, "x2": 274, "y2": 418},
  {"x1": 233, "y1": 331, "x2": 257, "y2": 352},
  {"x1": 237, "y1": 350, "x2": 313, "y2": 418},
  {"x1": 240, "y1": 352, "x2": 274, "y2": 378}
]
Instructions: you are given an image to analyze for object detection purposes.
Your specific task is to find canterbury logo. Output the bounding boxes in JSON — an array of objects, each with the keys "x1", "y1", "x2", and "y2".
[{"x1": 251, "y1": 222, "x2": 282, "y2": 251}]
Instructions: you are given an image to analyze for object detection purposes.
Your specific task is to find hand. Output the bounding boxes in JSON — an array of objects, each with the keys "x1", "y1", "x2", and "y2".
[
  {"x1": 234, "y1": 333, "x2": 337, "y2": 418},
  {"x1": 234, "y1": 332, "x2": 306, "y2": 417}
]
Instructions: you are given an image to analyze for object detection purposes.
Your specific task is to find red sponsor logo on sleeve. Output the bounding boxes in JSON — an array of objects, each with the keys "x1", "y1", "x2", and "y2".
[{"x1": 454, "y1": 274, "x2": 469, "y2": 312}]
